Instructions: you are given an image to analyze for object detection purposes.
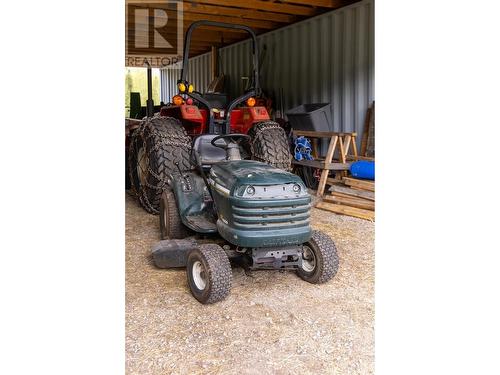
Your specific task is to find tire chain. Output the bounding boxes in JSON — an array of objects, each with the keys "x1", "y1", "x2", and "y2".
[
  {"x1": 250, "y1": 121, "x2": 292, "y2": 164},
  {"x1": 129, "y1": 119, "x2": 192, "y2": 214}
]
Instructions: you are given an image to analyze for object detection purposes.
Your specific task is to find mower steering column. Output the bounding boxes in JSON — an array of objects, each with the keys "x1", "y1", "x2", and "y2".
[{"x1": 210, "y1": 134, "x2": 250, "y2": 161}]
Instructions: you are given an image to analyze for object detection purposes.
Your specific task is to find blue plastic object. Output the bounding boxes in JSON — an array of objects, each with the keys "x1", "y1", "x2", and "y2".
[
  {"x1": 294, "y1": 136, "x2": 314, "y2": 161},
  {"x1": 350, "y1": 161, "x2": 375, "y2": 180}
]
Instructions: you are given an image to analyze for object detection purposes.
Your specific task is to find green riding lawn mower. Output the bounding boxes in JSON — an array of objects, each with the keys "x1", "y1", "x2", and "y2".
[
  {"x1": 153, "y1": 133, "x2": 339, "y2": 304},
  {"x1": 128, "y1": 21, "x2": 339, "y2": 303}
]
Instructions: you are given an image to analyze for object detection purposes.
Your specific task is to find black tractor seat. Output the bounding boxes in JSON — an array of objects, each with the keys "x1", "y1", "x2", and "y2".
[{"x1": 191, "y1": 134, "x2": 229, "y2": 169}]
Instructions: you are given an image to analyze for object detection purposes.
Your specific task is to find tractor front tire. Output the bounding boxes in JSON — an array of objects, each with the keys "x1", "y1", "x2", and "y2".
[
  {"x1": 128, "y1": 116, "x2": 192, "y2": 214},
  {"x1": 248, "y1": 121, "x2": 292, "y2": 171},
  {"x1": 159, "y1": 189, "x2": 189, "y2": 240},
  {"x1": 186, "y1": 244, "x2": 232, "y2": 304},
  {"x1": 297, "y1": 230, "x2": 339, "y2": 284}
]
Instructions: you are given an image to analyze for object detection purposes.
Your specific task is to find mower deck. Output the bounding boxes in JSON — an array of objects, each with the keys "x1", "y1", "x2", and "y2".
[{"x1": 152, "y1": 236, "x2": 304, "y2": 271}]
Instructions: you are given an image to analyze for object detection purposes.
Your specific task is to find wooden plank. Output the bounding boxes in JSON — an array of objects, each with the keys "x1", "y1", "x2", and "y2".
[
  {"x1": 326, "y1": 178, "x2": 345, "y2": 186},
  {"x1": 360, "y1": 101, "x2": 375, "y2": 157},
  {"x1": 360, "y1": 103, "x2": 373, "y2": 156},
  {"x1": 292, "y1": 160, "x2": 350, "y2": 170},
  {"x1": 329, "y1": 191, "x2": 368, "y2": 200},
  {"x1": 366, "y1": 102, "x2": 375, "y2": 157},
  {"x1": 283, "y1": 0, "x2": 343, "y2": 7},
  {"x1": 128, "y1": 19, "x2": 260, "y2": 35},
  {"x1": 317, "y1": 171, "x2": 329, "y2": 198},
  {"x1": 128, "y1": 0, "x2": 318, "y2": 16},
  {"x1": 343, "y1": 177, "x2": 375, "y2": 192},
  {"x1": 316, "y1": 202, "x2": 375, "y2": 221},
  {"x1": 343, "y1": 135, "x2": 352, "y2": 157},
  {"x1": 316, "y1": 135, "x2": 338, "y2": 197},
  {"x1": 337, "y1": 136, "x2": 347, "y2": 178},
  {"x1": 181, "y1": 2, "x2": 298, "y2": 23},
  {"x1": 127, "y1": 4, "x2": 280, "y2": 29},
  {"x1": 338, "y1": 136, "x2": 346, "y2": 163},
  {"x1": 351, "y1": 134, "x2": 358, "y2": 158},
  {"x1": 325, "y1": 195, "x2": 375, "y2": 211},
  {"x1": 346, "y1": 155, "x2": 375, "y2": 161},
  {"x1": 181, "y1": 11, "x2": 280, "y2": 29},
  {"x1": 330, "y1": 185, "x2": 375, "y2": 201},
  {"x1": 180, "y1": 0, "x2": 317, "y2": 16}
]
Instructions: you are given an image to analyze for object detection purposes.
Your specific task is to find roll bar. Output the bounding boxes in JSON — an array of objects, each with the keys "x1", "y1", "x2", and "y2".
[
  {"x1": 177, "y1": 21, "x2": 261, "y2": 134},
  {"x1": 179, "y1": 20, "x2": 260, "y2": 92}
]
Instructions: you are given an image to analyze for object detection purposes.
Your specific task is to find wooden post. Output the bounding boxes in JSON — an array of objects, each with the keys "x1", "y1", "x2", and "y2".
[
  {"x1": 361, "y1": 102, "x2": 374, "y2": 157},
  {"x1": 211, "y1": 46, "x2": 217, "y2": 81},
  {"x1": 343, "y1": 135, "x2": 352, "y2": 158},
  {"x1": 316, "y1": 135, "x2": 338, "y2": 197},
  {"x1": 351, "y1": 134, "x2": 359, "y2": 159},
  {"x1": 337, "y1": 136, "x2": 347, "y2": 178}
]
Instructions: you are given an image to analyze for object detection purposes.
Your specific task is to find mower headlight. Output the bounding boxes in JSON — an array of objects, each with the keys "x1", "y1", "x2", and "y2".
[
  {"x1": 178, "y1": 82, "x2": 186, "y2": 92},
  {"x1": 246, "y1": 186, "x2": 255, "y2": 196},
  {"x1": 292, "y1": 184, "x2": 301, "y2": 193},
  {"x1": 188, "y1": 84, "x2": 194, "y2": 93}
]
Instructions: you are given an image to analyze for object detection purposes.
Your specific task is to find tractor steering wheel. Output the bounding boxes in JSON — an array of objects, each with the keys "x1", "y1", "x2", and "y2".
[{"x1": 211, "y1": 134, "x2": 250, "y2": 150}]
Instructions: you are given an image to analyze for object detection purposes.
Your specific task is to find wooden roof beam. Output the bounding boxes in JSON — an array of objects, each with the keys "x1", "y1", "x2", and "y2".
[
  {"x1": 181, "y1": 11, "x2": 281, "y2": 29},
  {"x1": 126, "y1": 0, "x2": 317, "y2": 16},
  {"x1": 274, "y1": 0, "x2": 345, "y2": 8},
  {"x1": 180, "y1": 2, "x2": 297, "y2": 23}
]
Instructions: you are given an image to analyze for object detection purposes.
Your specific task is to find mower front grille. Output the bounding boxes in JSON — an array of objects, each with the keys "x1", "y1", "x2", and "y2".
[{"x1": 231, "y1": 201, "x2": 311, "y2": 230}]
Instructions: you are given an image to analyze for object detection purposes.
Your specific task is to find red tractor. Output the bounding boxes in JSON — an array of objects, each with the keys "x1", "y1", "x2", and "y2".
[{"x1": 128, "y1": 21, "x2": 292, "y2": 214}]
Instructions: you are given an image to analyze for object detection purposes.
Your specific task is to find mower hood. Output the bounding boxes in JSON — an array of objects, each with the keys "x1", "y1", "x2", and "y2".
[
  {"x1": 210, "y1": 160, "x2": 304, "y2": 190},
  {"x1": 209, "y1": 160, "x2": 311, "y2": 248}
]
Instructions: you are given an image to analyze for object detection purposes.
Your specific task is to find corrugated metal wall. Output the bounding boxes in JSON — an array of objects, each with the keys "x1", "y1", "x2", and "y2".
[
  {"x1": 160, "y1": 53, "x2": 212, "y2": 103},
  {"x1": 161, "y1": 0, "x2": 374, "y2": 143}
]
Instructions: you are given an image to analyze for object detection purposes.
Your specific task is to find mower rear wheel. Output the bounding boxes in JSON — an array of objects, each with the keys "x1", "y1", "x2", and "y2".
[
  {"x1": 248, "y1": 121, "x2": 292, "y2": 171},
  {"x1": 159, "y1": 189, "x2": 189, "y2": 240},
  {"x1": 128, "y1": 116, "x2": 192, "y2": 214},
  {"x1": 297, "y1": 230, "x2": 339, "y2": 284},
  {"x1": 186, "y1": 244, "x2": 232, "y2": 304}
]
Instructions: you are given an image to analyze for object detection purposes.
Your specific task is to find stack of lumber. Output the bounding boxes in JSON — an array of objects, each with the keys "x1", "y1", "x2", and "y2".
[{"x1": 316, "y1": 177, "x2": 375, "y2": 221}]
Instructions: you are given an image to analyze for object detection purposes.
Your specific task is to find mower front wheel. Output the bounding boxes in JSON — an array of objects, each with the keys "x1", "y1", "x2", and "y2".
[
  {"x1": 297, "y1": 230, "x2": 339, "y2": 284},
  {"x1": 159, "y1": 189, "x2": 189, "y2": 240},
  {"x1": 186, "y1": 244, "x2": 232, "y2": 304}
]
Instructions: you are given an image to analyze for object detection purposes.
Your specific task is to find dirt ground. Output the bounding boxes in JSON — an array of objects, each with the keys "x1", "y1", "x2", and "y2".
[{"x1": 126, "y1": 193, "x2": 374, "y2": 375}]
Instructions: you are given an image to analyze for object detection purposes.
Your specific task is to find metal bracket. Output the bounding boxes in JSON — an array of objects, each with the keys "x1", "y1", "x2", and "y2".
[{"x1": 251, "y1": 245, "x2": 303, "y2": 270}]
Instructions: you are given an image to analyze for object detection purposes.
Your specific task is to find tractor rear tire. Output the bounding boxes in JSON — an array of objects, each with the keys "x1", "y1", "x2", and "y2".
[
  {"x1": 186, "y1": 244, "x2": 232, "y2": 304},
  {"x1": 128, "y1": 116, "x2": 192, "y2": 214},
  {"x1": 248, "y1": 121, "x2": 292, "y2": 171},
  {"x1": 297, "y1": 230, "x2": 339, "y2": 284},
  {"x1": 159, "y1": 189, "x2": 189, "y2": 240}
]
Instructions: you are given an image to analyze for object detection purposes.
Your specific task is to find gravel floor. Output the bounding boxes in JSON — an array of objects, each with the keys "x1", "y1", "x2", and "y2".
[{"x1": 126, "y1": 193, "x2": 374, "y2": 375}]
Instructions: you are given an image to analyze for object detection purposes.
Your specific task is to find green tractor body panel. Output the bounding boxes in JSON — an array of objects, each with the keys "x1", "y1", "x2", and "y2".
[
  {"x1": 171, "y1": 172, "x2": 217, "y2": 234},
  {"x1": 171, "y1": 160, "x2": 312, "y2": 247},
  {"x1": 209, "y1": 160, "x2": 312, "y2": 248}
]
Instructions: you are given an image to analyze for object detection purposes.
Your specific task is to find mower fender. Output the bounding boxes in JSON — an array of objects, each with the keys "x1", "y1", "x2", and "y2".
[{"x1": 152, "y1": 239, "x2": 198, "y2": 268}]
